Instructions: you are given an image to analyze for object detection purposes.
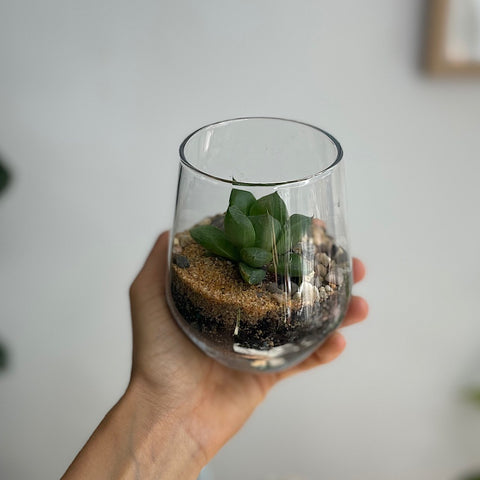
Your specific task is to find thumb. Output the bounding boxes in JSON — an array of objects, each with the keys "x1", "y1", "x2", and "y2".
[
  {"x1": 129, "y1": 232, "x2": 175, "y2": 351},
  {"x1": 129, "y1": 231, "x2": 170, "y2": 310}
]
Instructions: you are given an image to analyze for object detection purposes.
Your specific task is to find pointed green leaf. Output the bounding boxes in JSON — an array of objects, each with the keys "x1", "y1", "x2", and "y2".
[
  {"x1": 248, "y1": 191, "x2": 288, "y2": 224},
  {"x1": 224, "y1": 205, "x2": 256, "y2": 248},
  {"x1": 190, "y1": 225, "x2": 239, "y2": 261},
  {"x1": 269, "y1": 252, "x2": 306, "y2": 277},
  {"x1": 249, "y1": 214, "x2": 282, "y2": 251},
  {"x1": 289, "y1": 214, "x2": 313, "y2": 235},
  {"x1": 240, "y1": 247, "x2": 273, "y2": 268},
  {"x1": 275, "y1": 230, "x2": 290, "y2": 255},
  {"x1": 229, "y1": 189, "x2": 256, "y2": 214},
  {"x1": 276, "y1": 214, "x2": 313, "y2": 254},
  {"x1": 239, "y1": 262, "x2": 266, "y2": 285}
]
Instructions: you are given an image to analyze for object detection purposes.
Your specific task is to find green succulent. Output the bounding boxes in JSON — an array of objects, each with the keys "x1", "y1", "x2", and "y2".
[{"x1": 190, "y1": 189, "x2": 312, "y2": 285}]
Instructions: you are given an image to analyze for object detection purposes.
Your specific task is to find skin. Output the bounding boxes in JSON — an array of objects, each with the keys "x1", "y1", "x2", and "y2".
[{"x1": 62, "y1": 231, "x2": 368, "y2": 480}]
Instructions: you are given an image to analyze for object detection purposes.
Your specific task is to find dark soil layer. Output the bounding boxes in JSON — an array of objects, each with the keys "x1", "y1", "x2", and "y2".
[{"x1": 171, "y1": 278, "x2": 348, "y2": 350}]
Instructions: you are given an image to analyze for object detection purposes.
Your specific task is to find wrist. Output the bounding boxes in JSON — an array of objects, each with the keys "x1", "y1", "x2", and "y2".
[
  {"x1": 120, "y1": 378, "x2": 207, "y2": 480},
  {"x1": 62, "y1": 379, "x2": 206, "y2": 480}
]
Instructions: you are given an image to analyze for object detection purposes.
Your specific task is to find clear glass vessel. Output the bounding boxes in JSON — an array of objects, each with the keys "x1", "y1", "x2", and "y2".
[{"x1": 166, "y1": 117, "x2": 352, "y2": 373}]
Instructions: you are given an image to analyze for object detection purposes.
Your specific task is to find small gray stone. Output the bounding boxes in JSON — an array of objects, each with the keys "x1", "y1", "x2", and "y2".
[
  {"x1": 173, "y1": 254, "x2": 190, "y2": 268},
  {"x1": 319, "y1": 252, "x2": 331, "y2": 267},
  {"x1": 334, "y1": 247, "x2": 349, "y2": 264},
  {"x1": 210, "y1": 214, "x2": 225, "y2": 229},
  {"x1": 326, "y1": 269, "x2": 344, "y2": 286},
  {"x1": 197, "y1": 217, "x2": 212, "y2": 225},
  {"x1": 172, "y1": 237, "x2": 183, "y2": 254},
  {"x1": 319, "y1": 286, "x2": 327, "y2": 301},
  {"x1": 326, "y1": 272, "x2": 336, "y2": 284},
  {"x1": 266, "y1": 282, "x2": 283, "y2": 294},
  {"x1": 288, "y1": 282, "x2": 299, "y2": 296},
  {"x1": 298, "y1": 281, "x2": 320, "y2": 305},
  {"x1": 316, "y1": 263, "x2": 327, "y2": 277},
  {"x1": 178, "y1": 233, "x2": 193, "y2": 247},
  {"x1": 271, "y1": 293, "x2": 288, "y2": 305}
]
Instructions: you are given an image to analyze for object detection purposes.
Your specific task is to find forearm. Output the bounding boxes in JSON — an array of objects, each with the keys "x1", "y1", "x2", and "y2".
[{"x1": 61, "y1": 382, "x2": 205, "y2": 480}]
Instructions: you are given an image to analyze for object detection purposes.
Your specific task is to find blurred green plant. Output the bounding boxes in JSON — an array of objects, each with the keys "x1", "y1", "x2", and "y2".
[
  {"x1": 458, "y1": 387, "x2": 480, "y2": 480},
  {"x1": 462, "y1": 474, "x2": 480, "y2": 480},
  {"x1": 0, "y1": 342, "x2": 7, "y2": 371},
  {"x1": 0, "y1": 161, "x2": 10, "y2": 195},
  {"x1": 0, "y1": 160, "x2": 10, "y2": 372},
  {"x1": 190, "y1": 189, "x2": 312, "y2": 285},
  {"x1": 466, "y1": 388, "x2": 480, "y2": 407}
]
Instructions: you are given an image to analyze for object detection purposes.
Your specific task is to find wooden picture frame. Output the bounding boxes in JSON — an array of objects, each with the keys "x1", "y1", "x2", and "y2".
[{"x1": 426, "y1": 0, "x2": 480, "y2": 75}]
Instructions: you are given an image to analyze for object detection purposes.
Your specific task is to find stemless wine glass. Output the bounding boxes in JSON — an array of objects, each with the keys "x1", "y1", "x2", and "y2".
[{"x1": 166, "y1": 117, "x2": 352, "y2": 373}]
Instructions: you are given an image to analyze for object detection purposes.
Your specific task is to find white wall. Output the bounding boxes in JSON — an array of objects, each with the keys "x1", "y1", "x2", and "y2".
[{"x1": 1, "y1": 1, "x2": 480, "y2": 479}]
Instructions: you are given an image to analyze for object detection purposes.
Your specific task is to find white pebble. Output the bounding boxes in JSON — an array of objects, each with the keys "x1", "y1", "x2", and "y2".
[
  {"x1": 319, "y1": 286, "x2": 327, "y2": 301},
  {"x1": 298, "y1": 282, "x2": 320, "y2": 305},
  {"x1": 316, "y1": 263, "x2": 327, "y2": 277},
  {"x1": 327, "y1": 269, "x2": 344, "y2": 286}
]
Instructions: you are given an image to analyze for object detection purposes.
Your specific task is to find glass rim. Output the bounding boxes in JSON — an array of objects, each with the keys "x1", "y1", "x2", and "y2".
[{"x1": 178, "y1": 117, "x2": 344, "y2": 187}]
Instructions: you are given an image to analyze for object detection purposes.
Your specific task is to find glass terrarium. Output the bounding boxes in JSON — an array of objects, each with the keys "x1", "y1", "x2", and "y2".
[{"x1": 166, "y1": 117, "x2": 352, "y2": 373}]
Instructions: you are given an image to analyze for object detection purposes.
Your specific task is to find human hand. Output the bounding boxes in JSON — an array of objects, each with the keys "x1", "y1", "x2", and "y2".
[
  {"x1": 62, "y1": 231, "x2": 368, "y2": 480},
  {"x1": 128, "y1": 232, "x2": 368, "y2": 469}
]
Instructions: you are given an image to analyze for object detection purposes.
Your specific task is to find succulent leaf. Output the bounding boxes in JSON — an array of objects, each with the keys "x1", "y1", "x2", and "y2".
[
  {"x1": 249, "y1": 214, "x2": 282, "y2": 251},
  {"x1": 229, "y1": 189, "x2": 256, "y2": 214},
  {"x1": 190, "y1": 225, "x2": 239, "y2": 261},
  {"x1": 270, "y1": 252, "x2": 306, "y2": 277},
  {"x1": 289, "y1": 213, "x2": 313, "y2": 234},
  {"x1": 248, "y1": 191, "x2": 288, "y2": 224},
  {"x1": 240, "y1": 247, "x2": 273, "y2": 268},
  {"x1": 224, "y1": 205, "x2": 256, "y2": 248},
  {"x1": 276, "y1": 214, "x2": 313, "y2": 254},
  {"x1": 239, "y1": 262, "x2": 266, "y2": 285}
]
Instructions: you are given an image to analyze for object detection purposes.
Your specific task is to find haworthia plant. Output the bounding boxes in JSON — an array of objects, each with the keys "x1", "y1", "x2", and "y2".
[{"x1": 190, "y1": 189, "x2": 313, "y2": 285}]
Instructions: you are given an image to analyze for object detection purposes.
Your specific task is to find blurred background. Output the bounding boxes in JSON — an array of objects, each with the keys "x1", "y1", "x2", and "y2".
[{"x1": 1, "y1": 1, "x2": 480, "y2": 479}]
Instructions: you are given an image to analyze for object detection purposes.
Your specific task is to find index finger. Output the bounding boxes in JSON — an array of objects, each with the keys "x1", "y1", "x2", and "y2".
[{"x1": 352, "y1": 257, "x2": 366, "y2": 283}]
